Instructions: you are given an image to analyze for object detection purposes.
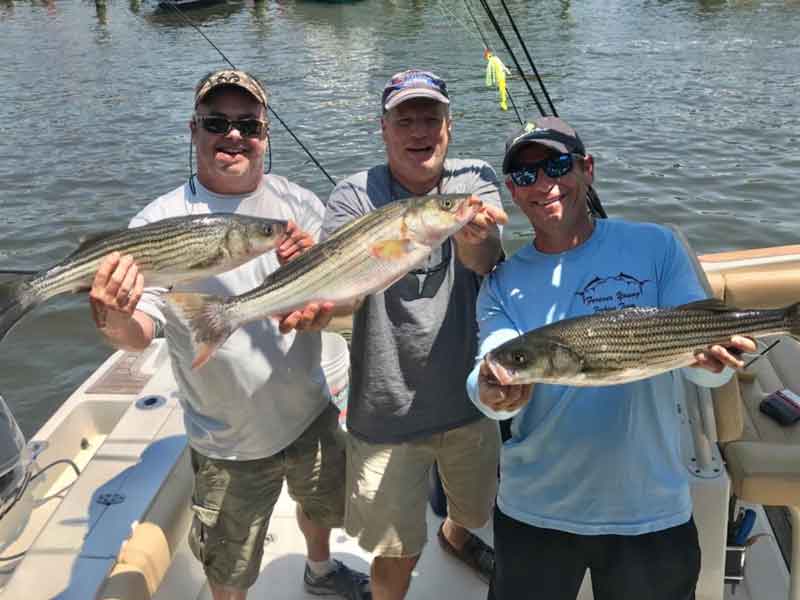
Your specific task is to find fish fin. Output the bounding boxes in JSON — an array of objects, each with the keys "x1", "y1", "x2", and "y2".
[
  {"x1": 76, "y1": 230, "x2": 120, "y2": 250},
  {"x1": 165, "y1": 292, "x2": 235, "y2": 369},
  {"x1": 676, "y1": 298, "x2": 736, "y2": 312},
  {"x1": 369, "y1": 239, "x2": 416, "y2": 260},
  {"x1": 0, "y1": 275, "x2": 39, "y2": 340}
]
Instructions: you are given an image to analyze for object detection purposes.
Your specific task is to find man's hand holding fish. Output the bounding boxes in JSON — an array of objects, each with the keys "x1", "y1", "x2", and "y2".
[
  {"x1": 273, "y1": 220, "x2": 335, "y2": 334},
  {"x1": 691, "y1": 334, "x2": 756, "y2": 373}
]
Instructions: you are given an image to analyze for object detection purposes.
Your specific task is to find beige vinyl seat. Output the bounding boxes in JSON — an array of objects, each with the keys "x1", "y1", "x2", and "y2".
[{"x1": 702, "y1": 256, "x2": 800, "y2": 600}]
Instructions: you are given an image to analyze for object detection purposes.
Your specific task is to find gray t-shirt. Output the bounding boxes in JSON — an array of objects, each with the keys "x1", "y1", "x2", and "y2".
[
  {"x1": 135, "y1": 175, "x2": 334, "y2": 460},
  {"x1": 322, "y1": 159, "x2": 502, "y2": 443}
]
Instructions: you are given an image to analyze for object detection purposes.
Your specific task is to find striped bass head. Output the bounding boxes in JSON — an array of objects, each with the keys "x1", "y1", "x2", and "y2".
[
  {"x1": 485, "y1": 333, "x2": 585, "y2": 386},
  {"x1": 402, "y1": 194, "x2": 482, "y2": 245},
  {"x1": 220, "y1": 215, "x2": 288, "y2": 261}
]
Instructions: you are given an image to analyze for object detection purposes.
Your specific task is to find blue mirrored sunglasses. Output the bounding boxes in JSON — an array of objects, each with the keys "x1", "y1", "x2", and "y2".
[{"x1": 509, "y1": 154, "x2": 577, "y2": 186}]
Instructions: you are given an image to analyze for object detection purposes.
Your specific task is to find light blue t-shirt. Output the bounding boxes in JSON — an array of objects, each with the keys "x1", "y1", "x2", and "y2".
[{"x1": 466, "y1": 218, "x2": 731, "y2": 536}]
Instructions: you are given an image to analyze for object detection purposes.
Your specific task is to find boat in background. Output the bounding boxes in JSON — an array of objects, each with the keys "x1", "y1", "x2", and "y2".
[
  {"x1": 157, "y1": 0, "x2": 235, "y2": 11},
  {"x1": 0, "y1": 242, "x2": 799, "y2": 599}
]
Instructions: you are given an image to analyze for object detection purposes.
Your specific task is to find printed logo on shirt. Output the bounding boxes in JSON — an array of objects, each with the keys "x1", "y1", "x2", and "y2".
[{"x1": 575, "y1": 272, "x2": 650, "y2": 312}]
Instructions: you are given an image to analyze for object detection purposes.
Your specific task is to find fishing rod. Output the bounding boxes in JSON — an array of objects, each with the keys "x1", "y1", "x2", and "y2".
[
  {"x1": 497, "y1": 0, "x2": 558, "y2": 117},
  {"x1": 475, "y1": 0, "x2": 547, "y2": 116},
  {"x1": 161, "y1": 0, "x2": 337, "y2": 187},
  {"x1": 472, "y1": 0, "x2": 607, "y2": 219},
  {"x1": 459, "y1": 0, "x2": 524, "y2": 125}
]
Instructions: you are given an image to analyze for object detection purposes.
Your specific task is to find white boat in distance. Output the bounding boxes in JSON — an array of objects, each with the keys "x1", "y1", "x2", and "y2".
[{"x1": 1, "y1": 240, "x2": 800, "y2": 600}]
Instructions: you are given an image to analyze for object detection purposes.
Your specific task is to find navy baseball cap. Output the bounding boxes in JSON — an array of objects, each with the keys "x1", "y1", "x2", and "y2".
[{"x1": 502, "y1": 116, "x2": 586, "y2": 173}]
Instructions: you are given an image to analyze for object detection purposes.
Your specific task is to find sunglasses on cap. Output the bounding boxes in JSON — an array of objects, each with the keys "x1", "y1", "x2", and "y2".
[
  {"x1": 509, "y1": 153, "x2": 579, "y2": 187},
  {"x1": 195, "y1": 115, "x2": 269, "y2": 139},
  {"x1": 381, "y1": 71, "x2": 449, "y2": 103}
]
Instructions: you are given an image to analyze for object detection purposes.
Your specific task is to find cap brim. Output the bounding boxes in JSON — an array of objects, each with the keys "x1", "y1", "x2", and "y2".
[
  {"x1": 502, "y1": 137, "x2": 570, "y2": 173},
  {"x1": 384, "y1": 88, "x2": 450, "y2": 112},
  {"x1": 195, "y1": 83, "x2": 267, "y2": 108}
]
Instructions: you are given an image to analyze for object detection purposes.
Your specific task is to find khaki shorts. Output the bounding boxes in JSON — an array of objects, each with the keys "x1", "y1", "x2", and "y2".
[
  {"x1": 345, "y1": 417, "x2": 500, "y2": 558},
  {"x1": 188, "y1": 404, "x2": 345, "y2": 590}
]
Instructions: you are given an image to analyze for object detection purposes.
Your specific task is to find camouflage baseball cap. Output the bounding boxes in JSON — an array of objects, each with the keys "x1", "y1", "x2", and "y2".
[{"x1": 194, "y1": 69, "x2": 269, "y2": 108}]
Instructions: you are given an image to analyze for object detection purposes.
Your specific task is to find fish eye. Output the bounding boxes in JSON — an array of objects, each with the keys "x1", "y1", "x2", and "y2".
[
  {"x1": 265, "y1": 225, "x2": 273, "y2": 235},
  {"x1": 511, "y1": 350, "x2": 527, "y2": 365},
  {"x1": 439, "y1": 197, "x2": 454, "y2": 210}
]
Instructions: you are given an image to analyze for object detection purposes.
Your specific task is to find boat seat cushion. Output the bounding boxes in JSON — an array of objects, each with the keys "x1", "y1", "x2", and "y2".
[
  {"x1": 736, "y1": 335, "x2": 800, "y2": 445},
  {"x1": 711, "y1": 375, "x2": 744, "y2": 443},
  {"x1": 724, "y1": 441, "x2": 800, "y2": 507},
  {"x1": 695, "y1": 247, "x2": 800, "y2": 506},
  {"x1": 715, "y1": 264, "x2": 800, "y2": 309}
]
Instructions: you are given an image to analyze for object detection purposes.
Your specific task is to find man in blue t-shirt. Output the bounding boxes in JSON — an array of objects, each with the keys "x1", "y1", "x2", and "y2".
[{"x1": 466, "y1": 116, "x2": 755, "y2": 600}]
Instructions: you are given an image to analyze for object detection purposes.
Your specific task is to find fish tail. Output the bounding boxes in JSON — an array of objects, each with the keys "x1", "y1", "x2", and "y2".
[
  {"x1": 165, "y1": 292, "x2": 236, "y2": 369},
  {"x1": 0, "y1": 276, "x2": 38, "y2": 341}
]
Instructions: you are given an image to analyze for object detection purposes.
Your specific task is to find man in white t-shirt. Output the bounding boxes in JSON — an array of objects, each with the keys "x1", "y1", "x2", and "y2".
[{"x1": 88, "y1": 69, "x2": 369, "y2": 600}]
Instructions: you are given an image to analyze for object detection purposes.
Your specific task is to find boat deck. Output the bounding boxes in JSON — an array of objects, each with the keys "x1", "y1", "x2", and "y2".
[{"x1": 154, "y1": 483, "x2": 496, "y2": 600}]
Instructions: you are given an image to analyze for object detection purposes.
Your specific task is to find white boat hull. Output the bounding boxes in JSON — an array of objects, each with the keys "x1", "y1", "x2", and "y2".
[{"x1": 4, "y1": 243, "x2": 800, "y2": 599}]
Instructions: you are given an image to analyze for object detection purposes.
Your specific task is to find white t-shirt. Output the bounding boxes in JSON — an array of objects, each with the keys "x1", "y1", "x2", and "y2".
[{"x1": 134, "y1": 175, "x2": 330, "y2": 460}]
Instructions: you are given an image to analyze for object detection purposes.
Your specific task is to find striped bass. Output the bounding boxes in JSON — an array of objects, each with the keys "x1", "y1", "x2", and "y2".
[
  {"x1": 484, "y1": 299, "x2": 800, "y2": 387},
  {"x1": 0, "y1": 214, "x2": 287, "y2": 340},
  {"x1": 167, "y1": 193, "x2": 482, "y2": 369}
]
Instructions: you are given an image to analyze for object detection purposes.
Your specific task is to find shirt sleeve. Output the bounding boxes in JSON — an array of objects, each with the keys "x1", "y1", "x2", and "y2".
[
  {"x1": 471, "y1": 162, "x2": 504, "y2": 237},
  {"x1": 321, "y1": 181, "x2": 366, "y2": 241},
  {"x1": 656, "y1": 228, "x2": 735, "y2": 388},
  {"x1": 657, "y1": 228, "x2": 708, "y2": 308},
  {"x1": 466, "y1": 273, "x2": 528, "y2": 420},
  {"x1": 295, "y1": 187, "x2": 325, "y2": 243}
]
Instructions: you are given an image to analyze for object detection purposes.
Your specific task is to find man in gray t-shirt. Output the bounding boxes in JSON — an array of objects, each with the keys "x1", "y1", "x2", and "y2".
[{"x1": 322, "y1": 69, "x2": 508, "y2": 598}]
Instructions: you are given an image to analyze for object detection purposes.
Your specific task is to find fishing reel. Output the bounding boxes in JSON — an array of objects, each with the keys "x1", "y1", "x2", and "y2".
[{"x1": 0, "y1": 394, "x2": 34, "y2": 553}]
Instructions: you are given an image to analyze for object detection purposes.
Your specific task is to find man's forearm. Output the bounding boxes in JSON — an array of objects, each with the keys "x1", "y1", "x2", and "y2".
[{"x1": 454, "y1": 235, "x2": 504, "y2": 275}]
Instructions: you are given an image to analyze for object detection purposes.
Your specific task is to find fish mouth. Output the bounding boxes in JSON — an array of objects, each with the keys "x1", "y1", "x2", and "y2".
[{"x1": 484, "y1": 356, "x2": 516, "y2": 386}]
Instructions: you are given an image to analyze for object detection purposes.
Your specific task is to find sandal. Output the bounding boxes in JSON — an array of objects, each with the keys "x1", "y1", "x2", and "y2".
[{"x1": 436, "y1": 523, "x2": 494, "y2": 584}]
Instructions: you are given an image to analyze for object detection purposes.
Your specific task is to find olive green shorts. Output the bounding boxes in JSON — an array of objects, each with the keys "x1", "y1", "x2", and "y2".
[{"x1": 188, "y1": 404, "x2": 345, "y2": 590}]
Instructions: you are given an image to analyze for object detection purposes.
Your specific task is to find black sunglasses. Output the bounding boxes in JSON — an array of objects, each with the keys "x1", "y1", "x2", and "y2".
[
  {"x1": 509, "y1": 154, "x2": 579, "y2": 186},
  {"x1": 196, "y1": 115, "x2": 268, "y2": 139}
]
